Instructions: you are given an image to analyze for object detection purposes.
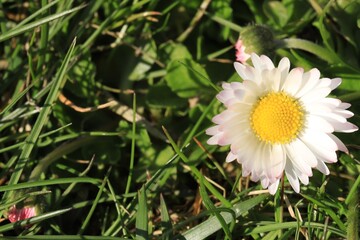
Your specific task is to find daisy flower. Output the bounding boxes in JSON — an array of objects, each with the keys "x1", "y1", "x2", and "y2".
[{"x1": 206, "y1": 53, "x2": 358, "y2": 194}]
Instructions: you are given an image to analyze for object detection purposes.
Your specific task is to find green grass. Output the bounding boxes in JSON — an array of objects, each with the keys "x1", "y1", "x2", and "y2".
[{"x1": 0, "y1": 1, "x2": 359, "y2": 239}]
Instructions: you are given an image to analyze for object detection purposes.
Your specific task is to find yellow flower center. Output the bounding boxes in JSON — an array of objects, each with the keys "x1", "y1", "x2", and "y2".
[{"x1": 250, "y1": 92, "x2": 304, "y2": 144}]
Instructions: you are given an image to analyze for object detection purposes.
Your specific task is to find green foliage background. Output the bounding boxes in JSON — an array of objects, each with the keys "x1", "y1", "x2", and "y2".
[{"x1": 0, "y1": 0, "x2": 359, "y2": 239}]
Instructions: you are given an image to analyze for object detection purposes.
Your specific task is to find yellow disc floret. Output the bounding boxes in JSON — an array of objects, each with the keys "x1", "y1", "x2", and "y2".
[{"x1": 250, "y1": 92, "x2": 304, "y2": 144}]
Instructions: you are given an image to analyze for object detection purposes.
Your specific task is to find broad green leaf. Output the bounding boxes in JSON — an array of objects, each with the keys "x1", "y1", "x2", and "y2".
[
  {"x1": 205, "y1": 0, "x2": 233, "y2": 41},
  {"x1": 67, "y1": 54, "x2": 97, "y2": 102},
  {"x1": 146, "y1": 84, "x2": 188, "y2": 108},
  {"x1": 263, "y1": 1, "x2": 289, "y2": 28},
  {"x1": 129, "y1": 40, "x2": 157, "y2": 81},
  {"x1": 159, "y1": 41, "x2": 192, "y2": 63},
  {"x1": 165, "y1": 59, "x2": 211, "y2": 98}
]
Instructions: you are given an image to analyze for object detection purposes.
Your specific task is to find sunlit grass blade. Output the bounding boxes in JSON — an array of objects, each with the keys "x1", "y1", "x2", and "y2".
[
  {"x1": 162, "y1": 126, "x2": 231, "y2": 208},
  {"x1": 9, "y1": 0, "x2": 60, "y2": 30},
  {"x1": 0, "y1": 5, "x2": 85, "y2": 42},
  {"x1": 0, "y1": 190, "x2": 50, "y2": 211},
  {"x1": 177, "y1": 61, "x2": 220, "y2": 92},
  {"x1": 0, "y1": 177, "x2": 101, "y2": 192},
  {"x1": 0, "y1": 207, "x2": 73, "y2": 233},
  {"x1": 0, "y1": 83, "x2": 53, "y2": 131},
  {"x1": 301, "y1": 194, "x2": 346, "y2": 231},
  {"x1": 136, "y1": 185, "x2": 148, "y2": 240},
  {"x1": 243, "y1": 221, "x2": 346, "y2": 238},
  {"x1": 204, "y1": 12, "x2": 242, "y2": 32},
  {"x1": 160, "y1": 194, "x2": 172, "y2": 240},
  {"x1": 178, "y1": 194, "x2": 268, "y2": 239},
  {"x1": 3, "y1": 236, "x2": 129, "y2": 240},
  {"x1": 0, "y1": 81, "x2": 36, "y2": 116},
  {"x1": 199, "y1": 175, "x2": 233, "y2": 239},
  {"x1": 277, "y1": 38, "x2": 342, "y2": 65},
  {"x1": 124, "y1": 93, "x2": 137, "y2": 197}
]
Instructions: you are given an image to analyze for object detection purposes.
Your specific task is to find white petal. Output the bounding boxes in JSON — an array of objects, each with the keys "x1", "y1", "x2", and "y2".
[
  {"x1": 242, "y1": 167, "x2": 250, "y2": 177},
  {"x1": 332, "y1": 122, "x2": 358, "y2": 133},
  {"x1": 339, "y1": 102, "x2": 351, "y2": 109},
  {"x1": 282, "y1": 67, "x2": 304, "y2": 96},
  {"x1": 296, "y1": 170, "x2": 309, "y2": 185},
  {"x1": 328, "y1": 134, "x2": 348, "y2": 153},
  {"x1": 285, "y1": 142, "x2": 313, "y2": 176},
  {"x1": 260, "y1": 54, "x2": 275, "y2": 69},
  {"x1": 242, "y1": 80, "x2": 262, "y2": 97},
  {"x1": 285, "y1": 161, "x2": 300, "y2": 193},
  {"x1": 268, "y1": 180, "x2": 280, "y2": 195},
  {"x1": 261, "y1": 177, "x2": 269, "y2": 188},
  {"x1": 278, "y1": 57, "x2": 290, "y2": 73},
  {"x1": 278, "y1": 57, "x2": 290, "y2": 88},
  {"x1": 270, "y1": 68, "x2": 283, "y2": 92},
  {"x1": 207, "y1": 134, "x2": 222, "y2": 145},
  {"x1": 329, "y1": 78, "x2": 341, "y2": 90},
  {"x1": 251, "y1": 53, "x2": 262, "y2": 70},
  {"x1": 226, "y1": 151, "x2": 237, "y2": 162},
  {"x1": 306, "y1": 115, "x2": 334, "y2": 133},
  {"x1": 300, "y1": 133, "x2": 338, "y2": 163},
  {"x1": 205, "y1": 125, "x2": 220, "y2": 135},
  {"x1": 300, "y1": 87, "x2": 331, "y2": 103},
  {"x1": 267, "y1": 144, "x2": 286, "y2": 180},
  {"x1": 295, "y1": 68, "x2": 320, "y2": 98},
  {"x1": 334, "y1": 109, "x2": 354, "y2": 118},
  {"x1": 234, "y1": 62, "x2": 255, "y2": 81},
  {"x1": 212, "y1": 110, "x2": 236, "y2": 124},
  {"x1": 316, "y1": 160, "x2": 330, "y2": 175}
]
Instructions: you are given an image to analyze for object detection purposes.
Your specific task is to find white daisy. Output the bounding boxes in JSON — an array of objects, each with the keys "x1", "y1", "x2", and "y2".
[{"x1": 206, "y1": 53, "x2": 358, "y2": 194}]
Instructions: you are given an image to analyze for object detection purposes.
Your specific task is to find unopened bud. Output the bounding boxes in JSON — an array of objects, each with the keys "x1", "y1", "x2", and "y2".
[{"x1": 235, "y1": 25, "x2": 275, "y2": 63}]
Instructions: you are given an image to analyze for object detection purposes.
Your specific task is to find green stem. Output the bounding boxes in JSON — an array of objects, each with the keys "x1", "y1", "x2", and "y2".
[
  {"x1": 339, "y1": 91, "x2": 360, "y2": 102},
  {"x1": 345, "y1": 167, "x2": 359, "y2": 240},
  {"x1": 36, "y1": 0, "x2": 50, "y2": 75},
  {"x1": 276, "y1": 38, "x2": 340, "y2": 64},
  {"x1": 124, "y1": 93, "x2": 136, "y2": 197},
  {"x1": 29, "y1": 136, "x2": 97, "y2": 181}
]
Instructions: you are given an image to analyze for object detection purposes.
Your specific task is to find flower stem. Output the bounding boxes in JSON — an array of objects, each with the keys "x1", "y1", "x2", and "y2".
[
  {"x1": 29, "y1": 136, "x2": 97, "y2": 181},
  {"x1": 276, "y1": 38, "x2": 340, "y2": 64},
  {"x1": 345, "y1": 163, "x2": 359, "y2": 240}
]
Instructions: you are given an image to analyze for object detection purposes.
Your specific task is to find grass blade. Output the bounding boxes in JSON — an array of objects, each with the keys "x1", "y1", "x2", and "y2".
[
  {"x1": 177, "y1": 194, "x2": 268, "y2": 240},
  {"x1": 160, "y1": 194, "x2": 173, "y2": 240},
  {"x1": 199, "y1": 176, "x2": 233, "y2": 239},
  {"x1": 0, "y1": 5, "x2": 85, "y2": 42},
  {"x1": 79, "y1": 168, "x2": 111, "y2": 235},
  {"x1": 0, "y1": 177, "x2": 101, "y2": 192},
  {"x1": 3, "y1": 38, "x2": 77, "y2": 199},
  {"x1": 136, "y1": 185, "x2": 148, "y2": 240}
]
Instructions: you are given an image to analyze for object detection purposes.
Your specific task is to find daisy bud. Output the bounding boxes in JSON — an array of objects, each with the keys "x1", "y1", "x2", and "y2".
[
  {"x1": 6, "y1": 189, "x2": 45, "y2": 225},
  {"x1": 7, "y1": 205, "x2": 38, "y2": 223},
  {"x1": 236, "y1": 25, "x2": 275, "y2": 63}
]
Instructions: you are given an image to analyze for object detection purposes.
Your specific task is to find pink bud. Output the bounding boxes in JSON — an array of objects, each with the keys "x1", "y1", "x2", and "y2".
[
  {"x1": 235, "y1": 39, "x2": 251, "y2": 64},
  {"x1": 8, "y1": 205, "x2": 37, "y2": 223}
]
